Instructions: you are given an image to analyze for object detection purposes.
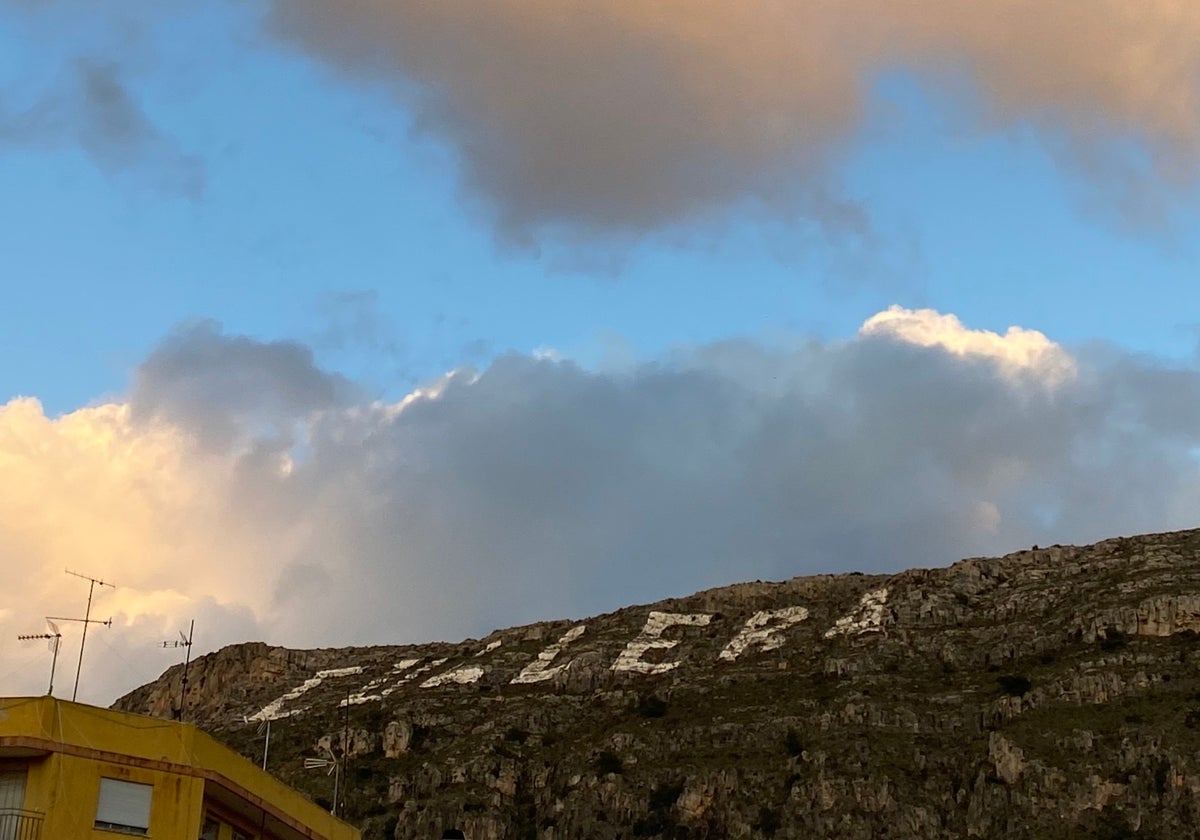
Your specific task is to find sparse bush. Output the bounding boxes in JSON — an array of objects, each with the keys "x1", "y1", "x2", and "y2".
[
  {"x1": 1087, "y1": 808, "x2": 1138, "y2": 840},
  {"x1": 1100, "y1": 627, "x2": 1129, "y2": 652},
  {"x1": 997, "y1": 674, "x2": 1032, "y2": 697},
  {"x1": 632, "y1": 813, "x2": 680, "y2": 837},
  {"x1": 595, "y1": 750, "x2": 624, "y2": 775},
  {"x1": 648, "y1": 780, "x2": 684, "y2": 811},
  {"x1": 637, "y1": 695, "x2": 669, "y2": 718},
  {"x1": 753, "y1": 806, "x2": 782, "y2": 836},
  {"x1": 409, "y1": 723, "x2": 430, "y2": 751},
  {"x1": 1155, "y1": 760, "x2": 1171, "y2": 797},
  {"x1": 784, "y1": 728, "x2": 804, "y2": 758}
]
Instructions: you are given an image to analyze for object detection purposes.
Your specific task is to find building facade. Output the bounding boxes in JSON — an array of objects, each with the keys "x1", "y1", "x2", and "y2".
[{"x1": 0, "y1": 696, "x2": 359, "y2": 840}]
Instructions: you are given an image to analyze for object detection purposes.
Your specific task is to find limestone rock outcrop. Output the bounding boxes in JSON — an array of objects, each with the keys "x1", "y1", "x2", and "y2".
[{"x1": 114, "y1": 527, "x2": 1200, "y2": 839}]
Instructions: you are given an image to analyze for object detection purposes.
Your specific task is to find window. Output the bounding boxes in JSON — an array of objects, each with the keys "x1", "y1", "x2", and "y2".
[
  {"x1": 0, "y1": 769, "x2": 29, "y2": 840},
  {"x1": 199, "y1": 816, "x2": 220, "y2": 840},
  {"x1": 94, "y1": 778, "x2": 152, "y2": 835}
]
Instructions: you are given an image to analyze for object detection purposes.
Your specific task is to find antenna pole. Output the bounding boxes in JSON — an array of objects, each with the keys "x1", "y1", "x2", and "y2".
[
  {"x1": 65, "y1": 569, "x2": 114, "y2": 702},
  {"x1": 341, "y1": 684, "x2": 350, "y2": 816},
  {"x1": 161, "y1": 620, "x2": 195, "y2": 721},
  {"x1": 262, "y1": 719, "x2": 271, "y2": 771},
  {"x1": 17, "y1": 621, "x2": 63, "y2": 696},
  {"x1": 333, "y1": 762, "x2": 340, "y2": 819},
  {"x1": 74, "y1": 577, "x2": 94, "y2": 702},
  {"x1": 182, "y1": 619, "x2": 194, "y2": 720},
  {"x1": 49, "y1": 633, "x2": 60, "y2": 696}
]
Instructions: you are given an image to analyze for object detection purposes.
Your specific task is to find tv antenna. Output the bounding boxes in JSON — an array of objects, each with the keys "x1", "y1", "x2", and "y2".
[
  {"x1": 304, "y1": 745, "x2": 341, "y2": 816},
  {"x1": 161, "y1": 620, "x2": 194, "y2": 721},
  {"x1": 242, "y1": 715, "x2": 273, "y2": 771},
  {"x1": 59, "y1": 568, "x2": 115, "y2": 701},
  {"x1": 17, "y1": 619, "x2": 63, "y2": 695}
]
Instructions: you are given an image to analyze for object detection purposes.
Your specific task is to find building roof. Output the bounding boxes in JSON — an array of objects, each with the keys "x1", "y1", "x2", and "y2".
[{"x1": 0, "y1": 695, "x2": 359, "y2": 840}]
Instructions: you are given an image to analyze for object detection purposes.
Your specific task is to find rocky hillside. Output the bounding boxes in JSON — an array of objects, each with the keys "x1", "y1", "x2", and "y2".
[{"x1": 114, "y1": 529, "x2": 1200, "y2": 839}]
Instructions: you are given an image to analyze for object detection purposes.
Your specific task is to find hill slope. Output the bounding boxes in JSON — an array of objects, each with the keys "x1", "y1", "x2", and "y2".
[{"x1": 115, "y1": 529, "x2": 1200, "y2": 839}]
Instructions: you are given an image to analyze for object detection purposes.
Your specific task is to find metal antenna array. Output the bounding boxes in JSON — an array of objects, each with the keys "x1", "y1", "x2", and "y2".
[
  {"x1": 160, "y1": 620, "x2": 194, "y2": 721},
  {"x1": 304, "y1": 746, "x2": 341, "y2": 816},
  {"x1": 257, "y1": 718, "x2": 272, "y2": 771},
  {"x1": 16, "y1": 619, "x2": 62, "y2": 695},
  {"x1": 242, "y1": 714, "x2": 273, "y2": 771},
  {"x1": 304, "y1": 686, "x2": 353, "y2": 817},
  {"x1": 61, "y1": 568, "x2": 115, "y2": 701}
]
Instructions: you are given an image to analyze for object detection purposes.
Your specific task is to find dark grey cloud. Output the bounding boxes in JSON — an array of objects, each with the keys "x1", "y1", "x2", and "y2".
[
  {"x1": 131, "y1": 320, "x2": 356, "y2": 449},
  {"x1": 169, "y1": 315, "x2": 1200, "y2": 649}
]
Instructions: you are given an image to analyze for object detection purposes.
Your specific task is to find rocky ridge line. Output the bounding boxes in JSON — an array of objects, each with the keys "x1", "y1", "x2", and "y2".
[{"x1": 115, "y1": 528, "x2": 1200, "y2": 839}]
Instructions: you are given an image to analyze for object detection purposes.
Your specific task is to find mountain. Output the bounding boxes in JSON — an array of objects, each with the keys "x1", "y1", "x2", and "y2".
[{"x1": 113, "y1": 528, "x2": 1200, "y2": 839}]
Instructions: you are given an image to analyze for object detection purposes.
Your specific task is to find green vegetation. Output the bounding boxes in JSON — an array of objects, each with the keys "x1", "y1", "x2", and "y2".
[
  {"x1": 595, "y1": 750, "x2": 624, "y2": 775},
  {"x1": 637, "y1": 694, "x2": 669, "y2": 718},
  {"x1": 996, "y1": 674, "x2": 1032, "y2": 697}
]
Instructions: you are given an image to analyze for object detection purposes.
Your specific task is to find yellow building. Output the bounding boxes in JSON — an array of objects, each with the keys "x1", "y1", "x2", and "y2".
[{"x1": 0, "y1": 696, "x2": 359, "y2": 840}]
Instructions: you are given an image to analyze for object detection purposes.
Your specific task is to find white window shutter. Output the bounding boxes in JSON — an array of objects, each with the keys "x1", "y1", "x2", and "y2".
[
  {"x1": 95, "y1": 778, "x2": 152, "y2": 833},
  {"x1": 0, "y1": 771, "x2": 25, "y2": 810}
]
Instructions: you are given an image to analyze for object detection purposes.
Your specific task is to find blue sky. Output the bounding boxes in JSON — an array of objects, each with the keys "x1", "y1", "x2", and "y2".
[
  {"x1": 3, "y1": 0, "x2": 1197, "y2": 414},
  {"x1": 3, "y1": 0, "x2": 1200, "y2": 701}
]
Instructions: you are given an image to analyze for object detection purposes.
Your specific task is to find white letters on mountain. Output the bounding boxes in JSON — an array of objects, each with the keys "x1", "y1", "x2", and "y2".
[
  {"x1": 612, "y1": 611, "x2": 713, "y2": 675},
  {"x1": 719, "y1": 606, "x2": 810, "y2": 661},
  {"x1": 248, "y1": 589, "x2": 894, "y2": 721},
  {"x1": 511, "y1": 625, "x2": 587, "y2": 684}
]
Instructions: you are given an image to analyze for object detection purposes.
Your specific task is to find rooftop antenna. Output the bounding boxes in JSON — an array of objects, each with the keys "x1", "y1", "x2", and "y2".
[
  {"x1": 257, "y1": 718, "x2": 272, "y2": 771},
  {"x1": 342, "y1": 684, "x2": 351, "y2": 810},
  {"x1": 304, "y1": 745, "x2": 340, "y2": 816},
  {"x1": 161, "y1": 620, "x2": 194, "y2": 721},
  {"x1": 17, "y1": 619, "x2": 63, "y2": 696},
  {"x1": 62, "y1": 568, "x2": 115, "y2": 701},
  {"x1": 241, "y1": 714, "x2": 273, "y2": 771}
]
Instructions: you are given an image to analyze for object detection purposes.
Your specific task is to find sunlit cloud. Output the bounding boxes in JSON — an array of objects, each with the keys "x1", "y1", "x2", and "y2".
[
  {"x1": 268, "y1": 0, "x2": 1200, "y2": 242},
  {"x1": 3, "y1": 309, "x2": 1199, "y2": 703}
]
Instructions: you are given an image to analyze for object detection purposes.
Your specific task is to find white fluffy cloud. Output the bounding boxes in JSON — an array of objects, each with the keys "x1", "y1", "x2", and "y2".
[
  {"x1": 3, "y1": 308, "x2": 1199, "y2": 703},
  {"x1": 267, "y1": 0, "x2": 1200, "y2": 240},
  {"x1": 861, "y1": 305, "x2": 1078, "y2": 386}
]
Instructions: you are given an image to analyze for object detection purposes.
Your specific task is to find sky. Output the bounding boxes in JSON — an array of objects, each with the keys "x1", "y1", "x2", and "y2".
[{"x1": 1, "y1": 0, "x2": 1200, "y2": 705}]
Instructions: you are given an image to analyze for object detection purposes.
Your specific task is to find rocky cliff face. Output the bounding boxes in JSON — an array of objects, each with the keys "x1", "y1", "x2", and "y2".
[{"x1": 114, "y1": 529, "x2": 1200, "y2": 839}]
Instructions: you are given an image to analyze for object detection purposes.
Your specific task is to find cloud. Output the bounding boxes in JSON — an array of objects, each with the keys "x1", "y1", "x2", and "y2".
[
  {"x1": 264, "y1": 0, "x2": 1200, "y2": 243},
  {"x1": 3, "y1": 310, "x2": 1200, "y2": 704},
  {"x1": 0, "y1": 53, "x2": 203, "y2": 197},
  {"x1": 130, "y1": 320, "x2": 357, "y2": 450},
  {"x1": 861, "y1": 305, "x2": 1078, "y2": 386}
]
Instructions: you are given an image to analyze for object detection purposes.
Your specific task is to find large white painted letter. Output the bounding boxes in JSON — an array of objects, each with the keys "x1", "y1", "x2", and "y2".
[
  {"x1": 719, "y1": 606, "x2": 810, "y2": 661},
  {"x1": 510, "y1": 625, "x2": 586, "y2": 685},
  {"x1": 824, "y1": 588, "x2": 889, "y2": 638},
  {"x1": 612, "y1": 612, "x2": 712, "y2": 675},
  {"x1": 381, "y1": 658, "x2": 447, "y2": 697},
  {"x1": 421, "y1": 665, "x2": 485, "y2": 688},
  {"x1": 340, "y1": 659, "x2": 422, "y2": 707},
  {"x1": 420, "y1": 640, "x2": 505, "y2": 689},
  {"x1": 250, "y1": 666, "x2": 365, "y2": 721}
]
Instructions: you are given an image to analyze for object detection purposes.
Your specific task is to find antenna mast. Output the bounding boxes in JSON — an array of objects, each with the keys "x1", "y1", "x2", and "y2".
[
  {"x1": 17, "y1": 619, "x2": 63, "y2": 695},
  {"x1": 161, "y1": 620, "x2": 194, "y2": 721},
  {"x1": 62, "y1": 568, "x2": 115, "y2": 701}
]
